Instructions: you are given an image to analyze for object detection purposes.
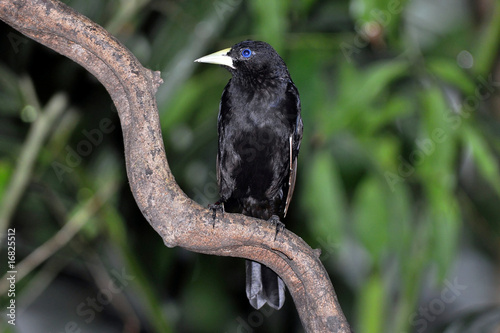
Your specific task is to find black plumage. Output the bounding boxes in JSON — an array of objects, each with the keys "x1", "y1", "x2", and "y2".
[{"x1": 195, "y1": 40, "x2": 303, "y2": 310}]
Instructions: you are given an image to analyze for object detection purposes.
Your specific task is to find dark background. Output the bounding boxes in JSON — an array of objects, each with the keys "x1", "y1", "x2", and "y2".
[{"x1": 0, "y1": 0, "x2": 499, "y2": 332}]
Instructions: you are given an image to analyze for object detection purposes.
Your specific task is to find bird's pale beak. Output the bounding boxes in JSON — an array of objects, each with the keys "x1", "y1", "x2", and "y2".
[{"x1": 194, "y1": 48, "x2": 235, "y2": 69}]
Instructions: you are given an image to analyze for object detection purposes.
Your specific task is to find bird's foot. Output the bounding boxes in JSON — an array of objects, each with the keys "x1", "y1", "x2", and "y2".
[
  {"x1": 208, "y1": 201, "x2": 224, "y2": 227},
  {"x1": 268, "y1": 215, "x2": 285, "y2": 241}
]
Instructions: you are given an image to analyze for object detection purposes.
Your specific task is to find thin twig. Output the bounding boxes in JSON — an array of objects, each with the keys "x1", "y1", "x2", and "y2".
[
  {"x1": 0, "y1": 92, "x2": 67, "y2": 238},
  {"x1": 0, "y1": 177, "x2": 118, "y2": 294}
]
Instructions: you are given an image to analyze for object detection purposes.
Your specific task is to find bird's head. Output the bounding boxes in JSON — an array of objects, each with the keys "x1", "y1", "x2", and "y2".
[{"x1": 195, "y1": 40, "x2": 289, "y2": 82}]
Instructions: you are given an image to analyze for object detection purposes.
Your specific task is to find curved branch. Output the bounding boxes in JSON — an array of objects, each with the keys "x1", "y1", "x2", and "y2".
[{"x1": 0, "y1": 0, "x2": 351, "y2": 331}]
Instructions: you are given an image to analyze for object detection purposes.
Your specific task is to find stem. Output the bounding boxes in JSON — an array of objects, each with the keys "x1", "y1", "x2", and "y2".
[{"x1": 0, "y1": 92, "x2": 67, "y2": 239}]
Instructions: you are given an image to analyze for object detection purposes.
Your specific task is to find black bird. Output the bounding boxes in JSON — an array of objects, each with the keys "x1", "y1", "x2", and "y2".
[{"x1": 195, "y1": 40, "x2": 303, "y2": 310}]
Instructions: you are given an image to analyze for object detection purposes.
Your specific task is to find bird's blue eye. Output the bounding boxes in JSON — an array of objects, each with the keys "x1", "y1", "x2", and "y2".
[{"x1": 241, "y1": 49, "x2": 252, "y2": 58}]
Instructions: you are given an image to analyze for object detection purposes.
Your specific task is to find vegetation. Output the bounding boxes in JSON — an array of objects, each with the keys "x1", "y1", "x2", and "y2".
[{"x1": 0, "y1": 0, "x2": 499, "y2": 332}]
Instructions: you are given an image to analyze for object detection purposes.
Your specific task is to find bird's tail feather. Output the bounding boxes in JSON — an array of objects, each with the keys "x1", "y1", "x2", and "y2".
[{"x1": 245, "y1": 260, "x2": 285, "y2": 310}]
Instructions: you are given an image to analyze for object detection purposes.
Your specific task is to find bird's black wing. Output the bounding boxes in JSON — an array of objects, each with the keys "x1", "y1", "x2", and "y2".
[
  {"x1": 216, "y1": 80, "x2": 236, "y2": 203},
  {"x1": 283, "y1": 80, "x2": 303, "y2": 217}
]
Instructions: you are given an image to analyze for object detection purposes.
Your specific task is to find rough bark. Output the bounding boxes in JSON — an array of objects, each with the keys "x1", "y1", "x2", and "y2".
[{"x1": 0, "y1": 0, "x2": 351, "y2": 331}]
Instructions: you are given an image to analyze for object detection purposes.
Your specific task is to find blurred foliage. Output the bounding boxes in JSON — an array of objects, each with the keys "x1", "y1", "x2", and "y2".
[{"x1": 1, "y1": 0, "x2": 500, "y2": 332}]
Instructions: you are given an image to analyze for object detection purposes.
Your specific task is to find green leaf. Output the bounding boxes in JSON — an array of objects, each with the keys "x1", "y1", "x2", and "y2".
[
  {"x1": 472, "y1": 1, "x2": 500, "y2": 76},
  {"x1": 352, "y1": 176, "x2": 389, "y2": 263},
  {"x1": 357, "y1": 272, "x2": 386, "y2": 333},
  {"x1": 323, "y1": 61, "x2": 408, "y2": 134},
  {"x1": 463, "y1": 123, "x2": 500, "y2": 197},
  {"x1": 426, "y1": 58, "x2": 476, "y2": 94},
  {"x1": 362, "y1": 96, "x2": 413, "y2": 135},
  {"x1": 0, "y1": 161, "x2": 13, "y2": 204},
  {"x1": 387, "y1": 182, "x2": 412, "y2": 255},
  {"x1": 426, "y1": 183, "x2": 460, "y2": 279},
  {"x1": 416, "y1": 86, "x2": 461, "y2": 277},
  {"x1": 417, "y1": 86, "x2": 457, "y2": 192},
  {"x1": 301, "y1": 150, "x2": 346, "y2": 250}
]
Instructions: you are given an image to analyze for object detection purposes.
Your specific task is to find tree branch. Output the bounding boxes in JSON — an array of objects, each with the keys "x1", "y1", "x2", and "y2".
[{"x1": 0, "y1": 0, "x2": 351, "y2": 331}]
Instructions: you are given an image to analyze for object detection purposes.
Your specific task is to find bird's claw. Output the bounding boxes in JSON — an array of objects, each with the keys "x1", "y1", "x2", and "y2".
[
  {"x1": 208, "y1": 201, "x2": 224, "y2": 227},
  {"x1": 268, "y1": 215, "x2": 285, "y2": 241}
]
